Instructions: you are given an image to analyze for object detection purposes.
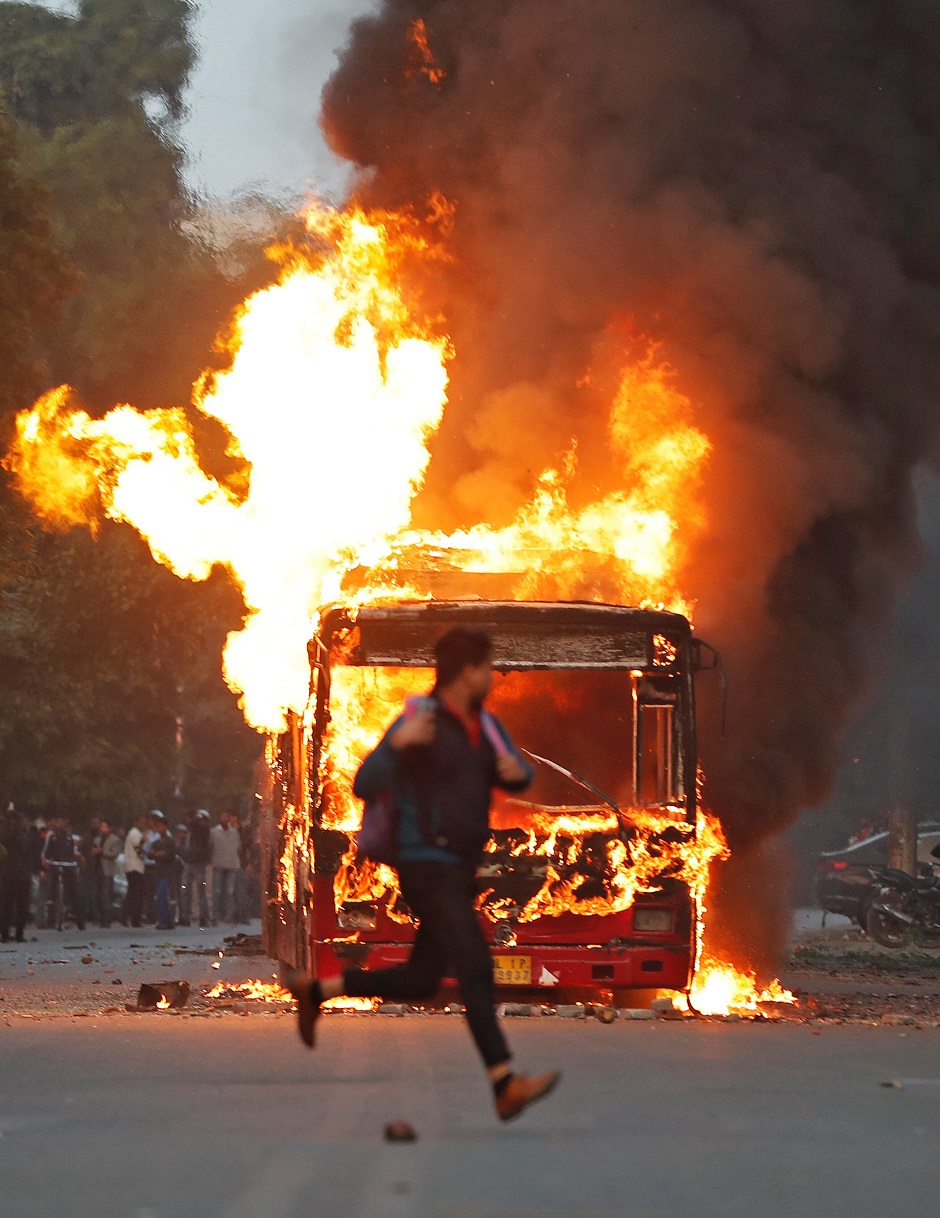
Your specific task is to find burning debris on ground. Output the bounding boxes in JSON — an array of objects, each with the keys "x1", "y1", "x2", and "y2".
[{"x1": 5, "y1": 938, "x2": 940, "y2": 1028}]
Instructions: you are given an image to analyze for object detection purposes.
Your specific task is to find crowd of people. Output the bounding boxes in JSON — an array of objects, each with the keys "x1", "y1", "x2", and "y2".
[{"x1": 0, "y1": 805, "x2": 260, "y2": 940}]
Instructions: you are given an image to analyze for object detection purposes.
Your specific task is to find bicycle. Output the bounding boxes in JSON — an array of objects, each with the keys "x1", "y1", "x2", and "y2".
[{"x1": 44, "y1": 861, "x2": 78, "y2": 931}]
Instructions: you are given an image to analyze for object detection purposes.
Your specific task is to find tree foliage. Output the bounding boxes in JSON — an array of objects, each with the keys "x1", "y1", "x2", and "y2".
[
  {"x1": 0, "y1": 1, "x2": 268, "y2": 821},
  {"x1": 0, "y1": 0, "x2": 194, "y2": 131},
  {"x1": 0, "y1": 101, "x2": 74, "y2": 424},
  {"x1": 0, "y1": 513, "x2": 260, "y2": 817},
  {"x1": 0, "y1": 0, "x2": 235, "y2": 410}
]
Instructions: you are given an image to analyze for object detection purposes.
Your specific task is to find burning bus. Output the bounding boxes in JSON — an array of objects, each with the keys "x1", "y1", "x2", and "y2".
[{"x1": 261, "y1": 596, "x2": 723, "y2": 1001}]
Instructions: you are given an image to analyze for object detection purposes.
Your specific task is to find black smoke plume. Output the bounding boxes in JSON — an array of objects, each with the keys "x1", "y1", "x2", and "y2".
[{"x1": 321, "y1": 2, "x2": 940, "y2": 868}]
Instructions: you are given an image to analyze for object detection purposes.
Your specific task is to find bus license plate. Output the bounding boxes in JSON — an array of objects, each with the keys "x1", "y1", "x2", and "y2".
[{"x1": 494, "y1": 955, "x2": 531, "y2": 985}]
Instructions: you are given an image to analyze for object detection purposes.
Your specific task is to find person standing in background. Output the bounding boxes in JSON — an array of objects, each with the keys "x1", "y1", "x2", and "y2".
[
  {"x1": 236, "y1": 814, "x2": 261, "y2": 924},
  {"x1": 179, "y1": 809, "x2": 211, "y2": 929},
  {"x1": 210, "y1": 811, "x2": 240, "y2": 926},
  {"x1": 0, "y1": 810, "x2": 32, "y2": 942},
  {"x1": 41, "y1": 816, "x2": 85, "y2": 931},
  {"x1": 142, "y1": 812, "x2": 161, "y2": 924},
  {"x1": 26, "y1": 817, "x2": 44, "y2": 926},
  {"x1": 147, "y1": 813, "x2": 177, "y2": 931},
  {"x1": 96, "y1": 819, "x2": 122, "y2": 928},
  {"x1": 172, "y1": 822, "x2": 186, "y2": 921},
  {"x1": 79, "y1": 818, "x2": 101, "y2": 924},
  {"x1": 123, "y1": 813, "x2": 149, "y2": 929}
]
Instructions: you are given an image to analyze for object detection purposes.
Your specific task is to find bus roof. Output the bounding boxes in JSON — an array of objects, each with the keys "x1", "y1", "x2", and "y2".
[{"x1": 316, "y1": 600, "x2": 692, "y2": 672}]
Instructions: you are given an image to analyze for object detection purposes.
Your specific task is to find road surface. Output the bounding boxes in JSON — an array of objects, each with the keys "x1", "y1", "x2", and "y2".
[{"x1": 2, "y1": 1010, "x2": 939, "y2": 1218}]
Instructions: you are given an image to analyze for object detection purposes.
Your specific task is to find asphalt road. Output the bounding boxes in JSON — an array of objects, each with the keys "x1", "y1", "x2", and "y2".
[{"x1": 2, "y1": 1012, "x2": 939, "y2": 1218}]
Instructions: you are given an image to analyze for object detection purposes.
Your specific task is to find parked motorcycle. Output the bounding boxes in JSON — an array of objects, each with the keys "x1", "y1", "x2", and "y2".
[{"x1": 866, "y1": 861, "x2": 940, "y2": 948}]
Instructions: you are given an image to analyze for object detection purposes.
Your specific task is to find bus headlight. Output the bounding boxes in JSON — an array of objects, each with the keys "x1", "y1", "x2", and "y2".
[
  {"x1": 337, "y1": 903, "x2": 378, "y2": 931},
  {"x1": 633, "y1": 907, "x2": 674, "y2": 933},
  {"x1": 493, "y1": 920, "x2": 517, "y2": 948}
]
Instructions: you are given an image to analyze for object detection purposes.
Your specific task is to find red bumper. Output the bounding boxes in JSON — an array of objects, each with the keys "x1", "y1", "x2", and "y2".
[{"x1": 314, "y1": 939, "x2": 692, "y2": 992}]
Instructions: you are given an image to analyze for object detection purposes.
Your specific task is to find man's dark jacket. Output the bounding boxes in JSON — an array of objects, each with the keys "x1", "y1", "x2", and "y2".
[
  {"x1": 0, "y1": 816, "x2": 30, "y2": 877},
  {"x1": 148, "y1": 832, "x2": 177, "y2": 878},
  {"x1": 353, "y1": 692, "x2": 533, "y2": 862},
  {"x1": 42, "y1": 829, "x2": 78, "y2": 866}
]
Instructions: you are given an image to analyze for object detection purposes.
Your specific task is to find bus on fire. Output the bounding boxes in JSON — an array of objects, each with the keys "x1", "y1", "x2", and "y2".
[{"x1": 260, "y1": 599, "x2": 719, "y2": 1003}]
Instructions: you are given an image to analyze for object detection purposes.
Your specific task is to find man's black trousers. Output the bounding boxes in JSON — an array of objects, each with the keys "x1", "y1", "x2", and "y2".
[{"x1": 342, "y1": 860, "x2": 510, "y2": 1068}]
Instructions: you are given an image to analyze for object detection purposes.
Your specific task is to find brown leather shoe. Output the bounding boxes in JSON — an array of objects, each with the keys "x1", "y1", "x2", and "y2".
[
  {"x1": 284, "y1": 970, "x2": 320, "y2": 1048},
  {"x1": 495, "y1": 1071, "x2": 561, "y2": 1122}
]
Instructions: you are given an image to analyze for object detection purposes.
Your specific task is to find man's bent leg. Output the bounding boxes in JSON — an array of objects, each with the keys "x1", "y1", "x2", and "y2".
[
  {"x1": 342, "y1": 860, "x2": 509, "y2": 1066},
  {"x1": 432, "y1": 864, "x2": 511, "y2": 1068},
  {"x1": 342, "y1": 918, "x2": 448, "y2": 1003}
]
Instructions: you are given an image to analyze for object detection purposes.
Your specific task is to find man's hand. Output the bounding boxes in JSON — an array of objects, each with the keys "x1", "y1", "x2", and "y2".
[
  {"x1": 389, "y1": 709, "x2": 436, "y2": 750},
  {"x1": 497, "y1": 753, "x2": 528, "y2": 785}
]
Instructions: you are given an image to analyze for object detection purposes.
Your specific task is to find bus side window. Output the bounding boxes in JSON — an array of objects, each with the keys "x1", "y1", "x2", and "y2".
[{"x1": 638, "y1": 702, "x2": 676, "y2": 805}]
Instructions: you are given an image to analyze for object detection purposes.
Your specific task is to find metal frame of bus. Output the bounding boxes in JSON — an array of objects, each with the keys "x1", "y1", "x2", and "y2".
[{"x1": 261, "y1": 600, "x2": 712, "y2": 997}]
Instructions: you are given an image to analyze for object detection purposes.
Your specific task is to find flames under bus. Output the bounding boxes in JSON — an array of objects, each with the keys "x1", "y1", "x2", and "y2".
[{"x1": 262, "y1": 600, "x2": 716, "y2": 998}]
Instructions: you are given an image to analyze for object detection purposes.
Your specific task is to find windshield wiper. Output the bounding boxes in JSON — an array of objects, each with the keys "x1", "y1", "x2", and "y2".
[{"x1": 519, "y1": 748, "x2": 631, "y2": 845}]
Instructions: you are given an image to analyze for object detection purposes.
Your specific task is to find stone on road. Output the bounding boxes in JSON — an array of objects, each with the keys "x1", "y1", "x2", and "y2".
[{"x1": 1, "y1": 1015, "x2": 939, "y2": 1218}]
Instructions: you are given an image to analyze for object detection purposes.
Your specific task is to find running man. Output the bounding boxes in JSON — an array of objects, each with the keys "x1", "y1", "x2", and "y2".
[{"x1": 286, "y1": 627, "x2": 560, "y2": 1122}]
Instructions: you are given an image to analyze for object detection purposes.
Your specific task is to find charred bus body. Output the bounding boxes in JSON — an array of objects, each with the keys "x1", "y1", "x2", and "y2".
[{"x1": 261, "y1": 600, "x2": 716, "y2": 998}]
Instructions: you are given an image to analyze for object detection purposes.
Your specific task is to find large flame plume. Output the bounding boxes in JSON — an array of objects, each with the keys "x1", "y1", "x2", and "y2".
[
  {"x1": 9, "y1": 207, "x2": 450, "y2": 732},
  {"x1": 8, "y1": 203, "x2": 708, "y2": 731},
  {"x1": 7, "y1": 198, "x2": 791, "y2": 1014}
]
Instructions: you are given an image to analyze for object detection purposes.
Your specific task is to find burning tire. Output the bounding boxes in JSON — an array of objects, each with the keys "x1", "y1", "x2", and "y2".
[{"x1": 865, "y1": 887, "x2": 915, "y2": 949}]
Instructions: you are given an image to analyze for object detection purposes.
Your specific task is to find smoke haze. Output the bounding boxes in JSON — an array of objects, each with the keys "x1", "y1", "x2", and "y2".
[{"x1": 321, "y1": 0, "x2": 940, "y2": 853}]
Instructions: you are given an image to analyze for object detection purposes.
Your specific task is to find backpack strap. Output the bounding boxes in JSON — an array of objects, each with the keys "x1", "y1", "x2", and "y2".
[{"x1": 480, "y1": 710, "x2": 511, "y2": 758}]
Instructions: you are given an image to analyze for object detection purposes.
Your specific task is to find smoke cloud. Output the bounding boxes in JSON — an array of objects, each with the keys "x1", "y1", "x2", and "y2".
[{"x1": 321, "y1": 1, "x2": 940, "y2": 852}]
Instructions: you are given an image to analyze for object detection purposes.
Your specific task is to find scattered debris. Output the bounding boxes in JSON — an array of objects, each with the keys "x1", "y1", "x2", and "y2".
[
  {"x1": 384, "y1": 1121, "x2": 417, "y2": 1142},
  {"x1": 222, "y1": 933, "x2": 266, "y2": 957},
  {"x1": 80, "y1": 956, "x2": 94, "y2": 965},
  {"x1": 136, "y1": 981, "x2": 191, "y2": 1011}
]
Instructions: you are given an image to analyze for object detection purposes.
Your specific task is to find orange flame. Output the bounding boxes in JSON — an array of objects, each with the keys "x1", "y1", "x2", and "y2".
[
  {"x1": 6, "y1": 198, "x2": 792, "y2": 1012},
  {"x1": 207, "y1": 979, "x2": 289, "y2": 1002},
  {"x1": 407, "y1": 18, "x2": 446, "y2": 86},
  {"x1": 8, "y1": 205, "x2": 450, "y2": 732},
  {"x1": 205, "y1": 978, "x2": 376, "y2": 1012},
  {"x1": 7, "y1": 201, "x2": 708, "y2": 732},
  {"x1": 686, "y1": 965, "x2": 796, "y2": 1016}
]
